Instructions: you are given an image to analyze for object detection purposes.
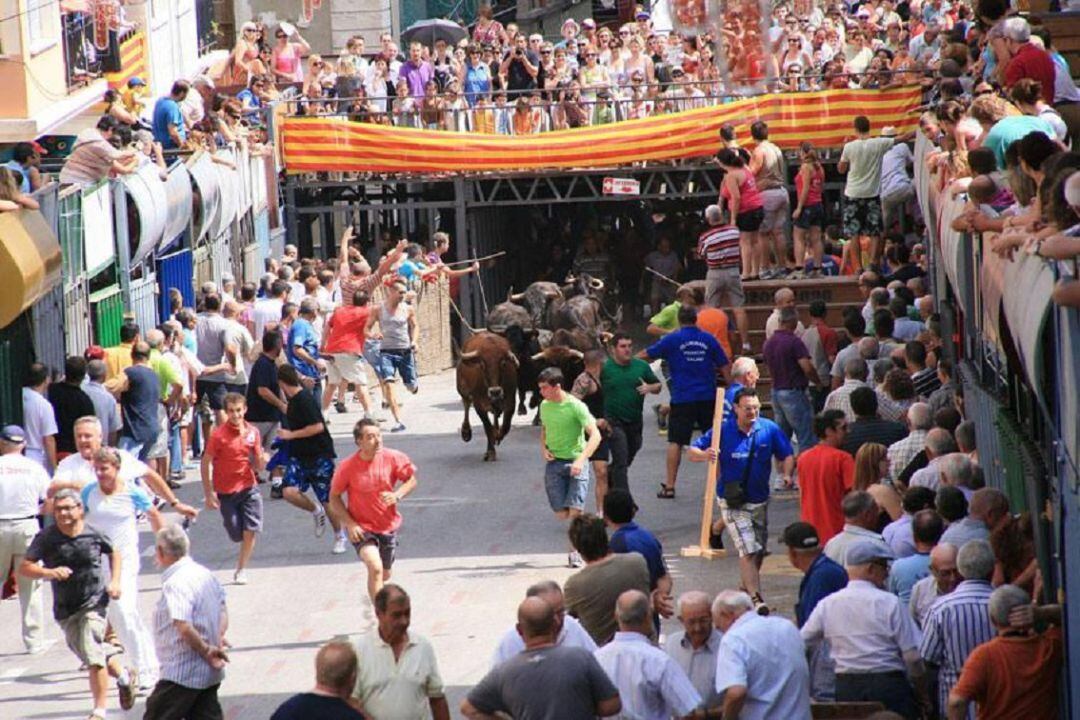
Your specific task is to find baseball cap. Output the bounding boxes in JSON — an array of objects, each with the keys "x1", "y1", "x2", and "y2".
[
  {"x1": 780, "y1": 522, "x2": 821, "y2": 550},
  {"x1": 84, "y1": 345, "x2": 106, "y2": 360},
  {"x1": 127, "y1": 77, "x2": 146, "y2": 87},
  {"x1": 636, "y1": 10, "x2": 651, "y2": 20},
  {"x1": 0, "y1": 425, "x2": 26, "y2": 444},
  {"x1": 845, "y1": 540, "x2": 895, "y2": 566}
]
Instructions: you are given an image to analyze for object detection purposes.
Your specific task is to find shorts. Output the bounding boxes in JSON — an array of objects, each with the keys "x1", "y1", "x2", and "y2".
[
  {"x1": 544, "y1": 459, "x2": 590, "y2": 512},
  {"x1": 718, "y1": 498, "x2": 769, "y2": 557},
  {"x1": 218, "y1": 486, "x2": 263, "y2": 542},
  {"x1": 59, "y1": 607, "x2": 120, "y2": 668},
  {"x1": 248, "y1": 421, "x2": 279, "y2": 453},
  {"x1": 195, "y1": 380, "x2": 229, "y2": 412},
  {"x1": 353, "y1": 530, "x2": 399, "y2": 569},
  {"x1": 591, "y1": 434, "x2": 611, "y2": 463},
  {"x1": 668, "y1": 399, "x2": 716, "y2": 446},
  {"x1": 326, "y1": 353, "x2": 369, "y2": 386},
  {"x1": 735, "y1": 207, "x2": 765, "y2": 233},
  {"x1": 145, "y1": 404, "x2": 170, "y2": 460},
  {"x1": 842, "y1": 196, "x2": 883, "y2": 238},
  {"x1": 705, "y1": 268, "x2": 745, "y2": 308},
  {"x1": 375, "y1": 348, "x2": 418, "y2": 389},
  {"x1": 794, "y1": 203, "x2": 826, "y2": 230},
  {"x1": 760, "y1": 187, "x2": 791, "y2": 234},
  {"x1": 282, "y1": 456, "x2": 335, "y2": 504}
]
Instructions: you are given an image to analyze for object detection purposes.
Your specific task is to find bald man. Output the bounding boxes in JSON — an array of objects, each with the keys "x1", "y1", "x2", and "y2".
[
  {"x1": 764, "y1": 288, "x2": 806, "y2": 340},
  {"x1": 271, "y1": 641, "x2": 365, "y2": 719}
]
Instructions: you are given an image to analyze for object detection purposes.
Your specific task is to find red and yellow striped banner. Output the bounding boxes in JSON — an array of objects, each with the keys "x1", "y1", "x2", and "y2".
[
  {"x1": 104, "y1": 31, "x2": 148, "y2": 90},
  {"x1": 282, "y1": 85, "x2": 922, "y2": 174}
]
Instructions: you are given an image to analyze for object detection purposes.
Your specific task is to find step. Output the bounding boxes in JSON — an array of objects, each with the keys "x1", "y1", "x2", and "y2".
[
  {"x1": 742, "y1": 275, "x2": 863, "y2": 306},
  {"x1": 740, "y1": 302, "x2": 863, "y2": 330}
]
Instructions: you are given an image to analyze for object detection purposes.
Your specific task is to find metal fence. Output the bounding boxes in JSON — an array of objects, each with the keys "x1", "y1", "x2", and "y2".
[
  {"x1": 129, "y1": 273, "x2": 159, "y2": 335},
  {"x1": 63, "y1": 277, "x2": 92, "y2": 357},
  {"x1": 158, "y1": 249, "x2": 195, "y2": 321},
  {"x1": 90, "y1": 285, "x2": 125, "y2": 347},
  {"x1": 30, "y1": 283, "x2": 67, "y2": 375}
]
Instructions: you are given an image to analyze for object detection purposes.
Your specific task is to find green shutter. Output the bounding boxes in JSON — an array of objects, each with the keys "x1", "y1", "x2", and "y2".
[{"x1": 90, "y1": 285, "x2": 125, "y2": 347}]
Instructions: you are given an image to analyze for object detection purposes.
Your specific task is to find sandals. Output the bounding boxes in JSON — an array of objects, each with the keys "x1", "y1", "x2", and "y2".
[{"x1": 656, "y1": 484, "x2": 676, "y2": 499}]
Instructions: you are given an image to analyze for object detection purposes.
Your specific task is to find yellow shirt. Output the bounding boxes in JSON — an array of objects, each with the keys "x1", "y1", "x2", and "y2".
[
  {"x1": 353, "y1": 631, "x2": 444, "y2": 720},
  {"x1": 473, "y1": 107, "x2": 495, "y2": 134},
  {"x1": 103, "y1": 342, "x2": 134, "y2": 381},
  {"x1": 120, "y1": 87, "x2": 145, "y2": 115}
]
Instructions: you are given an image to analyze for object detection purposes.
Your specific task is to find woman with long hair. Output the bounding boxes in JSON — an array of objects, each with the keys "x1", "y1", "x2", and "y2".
[
  {"x1": 271, "y1": 24, "x2": 310, "y2": 84},
  {"x1": 793, "y1": 141, "x2": 826, "y2": 274},
  {"x1": 0, "y1": 167, "x2": 38, "y2": 211},
  {"x1": 717, "y1": 148, "x2": 765, "y2": 280},
  {"x1": 853, "y1": 442, "x2": 902, "y2": 529}
]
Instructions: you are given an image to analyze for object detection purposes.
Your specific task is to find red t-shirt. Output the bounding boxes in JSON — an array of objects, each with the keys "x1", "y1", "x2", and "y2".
[
  {"x1": 951, "y1": 627, "x2": 1062, "y2": 720},
  {"x1": 323, "y1": 305, "x2": 371, "y2": 354},
  {"x1": 796, "y1": 443, "x2": 854, "y2": 542},
  {"x1": 1004, "y1": 44, "x2": 1057, "y2": 105},
  {"x1": 205, "y1": 422, "x2": 261, "y2": 494},
  {"x1": 330, "y1": 448, "x2": 416, "y2": 534}
]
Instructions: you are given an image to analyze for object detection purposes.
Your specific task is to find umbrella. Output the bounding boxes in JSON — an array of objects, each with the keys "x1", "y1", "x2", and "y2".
[{"x1": 401, "y1": 18, "x2": 467, "y2": 49}]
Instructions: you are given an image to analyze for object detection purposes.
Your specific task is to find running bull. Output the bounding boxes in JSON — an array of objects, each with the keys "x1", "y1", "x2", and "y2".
[{"x1": 457, "y1": 332, "x2": 519, "y2": 461}]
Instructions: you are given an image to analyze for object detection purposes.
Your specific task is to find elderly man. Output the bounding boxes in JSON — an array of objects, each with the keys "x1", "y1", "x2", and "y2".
[
  {"x1": 947, "y1": 585, "x2": 1063, "y2": 720},
  {"x1": 909, "y1": 543, "x2": 961, "y2": 630},
  {"x1": 713, "y1": 590, "x2": 811, "y2": 719},
  {"x1": 698, "y1": 204, "x2": 750, "y2": 351},
  {"x1": 763, "y1": 306, "x2": 819, "y2": 454},
  {"x1": 463, "y1": 596, "x2": 620, "y2": 719},
  {"x1": 491, "y1": 580, "x2": 596, "y2": 667},
  {"x1": 919, "y1": 539, "x2": 996, "y2": 720},
  {"x1": 883, "y1": 486, "x2": 937, "y2": 558},
  {"x1": 888, "y1": 402, "x2": 932, "y2": 479},
  {"x1": 763, "y1": 287, "x2": 805, "y2": 340},
  {"x1": 1003, "y1": 17, "x2": 1057, "y2": 103},
  {"x1": 941, "y1": 488, "x2": 1009, "y2": 548},
  {"x1": 907, "y1": 427, "x2": 958, "y2": 491},
  {"x1": 823, "y1": 490, "x2": 893, "y2": 565},
  {"x1": 0, "y1": 425, "x2": 50, "y2": 653},
  {"x1": 21, "y1": 489, "x2": 132, "y2": 717},
  {"x1": 354, "y1": 584, "x2": 449, "y2": 720},
  {"x1": 82, "y1": 359, "x2": 121, "y2": 445},
  {"x1": 665, "y1": 591, "x2": 722, "y2": 710},
  {"x1": 824, "y1": 357, "x2": 870, "y2": 424},
  {"x1": 801, "y1": 540, "x2": 925, "y2": 718},
  {"x1": 271, "y1": 641, "x2": 365, "y2": 719},
  {"x1": 937, "y1": 453, "x2": 978, "y2": 501},
  {"x1": 594, "y1": 590, "x2": 701, "y2": 719},
  {"x1": 144, "y1": 524, "x2": 228, "y2": 720},
  {"x1": 829, "y1": 313, "x2": 868, "y2": 390}
]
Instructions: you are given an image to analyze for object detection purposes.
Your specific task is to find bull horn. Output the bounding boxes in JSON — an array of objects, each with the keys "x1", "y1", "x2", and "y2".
[
  {"x1": 509, "y1": 292, "x2": 525, "y2": 302},
  {"x1": 589, "y1": 278, "x2": 604, "y2": 290},
  {"x1": 507, "y1": 353, "x2": 520, "y2": 367},
  {"x1": 460, "y1": 351, "x2": 480, "y2": 360},
  {"x1": 530, "y1": 351, "x2": 546, "y2": 362},
  {"x1": 565, "y1": 273, "x2": 575, "y2": 283},
  {"x1": 600, "y1": 331, "x2": 614, "y2": 343},
  {"x1": 568, "y1": 349, "x2": 584, "y2": 359}
]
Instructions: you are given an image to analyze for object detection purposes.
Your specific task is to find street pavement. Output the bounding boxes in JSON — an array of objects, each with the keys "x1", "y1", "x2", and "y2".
[{"x1": 0, "y1": 365, "x2": 803, "y2": 718}]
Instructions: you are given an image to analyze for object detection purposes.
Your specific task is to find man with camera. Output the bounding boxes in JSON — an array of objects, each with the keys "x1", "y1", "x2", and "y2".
[
  {"x1": 688, "y1": 388, "x2": 793, "y2": 616},
  {"x1": 500, "y1": 34, "x2": 539, "y2": 96}
]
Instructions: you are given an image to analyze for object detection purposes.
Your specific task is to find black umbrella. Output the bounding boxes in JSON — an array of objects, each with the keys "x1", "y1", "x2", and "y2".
[{"x1": 401, "y1": 18, "x2": 467, "y2": 48}]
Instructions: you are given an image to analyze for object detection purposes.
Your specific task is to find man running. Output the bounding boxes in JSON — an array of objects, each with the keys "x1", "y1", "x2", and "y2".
[
  {"x1": 600, "y1": 333, "x2": 661, "y2": 499},
  {"x1": 537, "y1": 367, "x2": 601, "y2": 568},
  {"x1": 201, "y1": 393, "x2": 268, "y2": 585},
  {"x1": 328, "y1": 419, "x2": 418, "y2": 602}
]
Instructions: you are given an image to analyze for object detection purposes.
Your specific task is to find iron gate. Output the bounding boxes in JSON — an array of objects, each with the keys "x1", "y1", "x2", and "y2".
[
  {"x1": 129, "y1": 273, "x2": 158, "y2": 335},
  {"x1": 194, "y1": 245, "x2": 213, "y2": 288},
  {"x1": 158, "y1": 249, "x2": 195, "y2": 320},
  {"x1": 210, "y1": 234, "x2": 231, "y2": 283},
  {"x1": 242, "y1": 243, "x2": 262, "y2": 286},
  {"x1": 64, "y1": 278, "x2": 92, "y2": 358},
  {"x1": 90, "y1": 285, "x2": 125, "y2": 347},
  {"x1": 30, "y1": 283, "x2": 66, "y2": 374},
  {"x1": 0, "y1": 314, "x2": 33, "y2": 425}
]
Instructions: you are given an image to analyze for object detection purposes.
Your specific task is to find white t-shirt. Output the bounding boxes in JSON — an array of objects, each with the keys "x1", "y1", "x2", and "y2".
[
  {"x1": 840, "y1": 136, "x2": 897, "y2": 199},
  {"x1": 54, "y1": 449, "x2": 151, "y2": 488},
  {"x1": 21, "y1": 387, "x2": 57, "y2": 465},
  {"x1": 0, "y1": 453, "x2": 50, "y2": 518},
  {"x1": 251, "y1": 298, "x2": 284, "y2": 342},
  {"x1": 81, "y1": 480, "x2": 153, "y2": 553}
]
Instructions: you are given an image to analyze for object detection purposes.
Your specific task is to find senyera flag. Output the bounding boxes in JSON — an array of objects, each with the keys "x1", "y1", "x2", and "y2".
[{"x1": 281, "y1": 85, "x2": 922, "y2": 175}]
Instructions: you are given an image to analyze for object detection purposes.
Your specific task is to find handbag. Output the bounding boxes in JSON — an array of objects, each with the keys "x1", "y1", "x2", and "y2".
[{"x1": 723, "y1": 429, "x2": 756, "y2": 509}]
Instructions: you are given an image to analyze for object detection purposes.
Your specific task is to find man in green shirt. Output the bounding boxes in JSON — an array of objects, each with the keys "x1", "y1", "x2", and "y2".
[
  {"x1": 538, "y1": 367, "x2": 601, "y2": 568},
  {"x1": 600, "y1": 333, "x2": 661, "y2": 499}
]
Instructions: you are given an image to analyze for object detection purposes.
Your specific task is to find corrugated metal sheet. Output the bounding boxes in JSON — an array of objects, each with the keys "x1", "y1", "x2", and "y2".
[
  {"x1": 122, "y1": 164, "x2": 168, "y2": 266},
  {"x1": 1058, "y1": 305, "x2": 1080, "y2": 491},
  {"x1": 157, "y1": 250, "x2": 195, "y2": 321},
  {"x1": 63, "y1": 277, "x2": 92, "y2": 357},
  {"x1": 129, "y1": 273, "x2": 158, "y2": 335},
  {"x1": 0, "y1": 313, "x2": 32, "y2": 425},
  {"x1": 249, "y1": 152, "x2": 268, "y2": 213},
  {"x1": 90, "y1": 284, "x2": 125, "y2": 346},
  {"x1": 212, "y1": 150, "x2": 240, "y2": 240},
  {"x1": 937, "y1": 192, "x2": 972, "y2": 317},
  {"x1": 210, "y1": 234, "x2": 231, "y2": 282},
  {"x1": 30, "y1": 283, "x2": 66, "y2": 375},
  {"x1": 162, "y1": 163, "x2": 193, "y2": 249},
  {"x1": 242, "y1": 243, "x2": 261, "y2": 285},
  {"x1": 33, "y1": 183, "x2": 60, "y2": 232},
  {"x1": 187, "y1": 152, "x2": 221, "y2": 243},
  {"x1": 959, "y1": 363, "x2": 1007, "y2": 490}
]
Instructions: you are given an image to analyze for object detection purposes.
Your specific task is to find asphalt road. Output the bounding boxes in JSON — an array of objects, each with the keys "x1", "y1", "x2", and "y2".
[{"x1": 0, "y1": 365, "x2": 802, "y2": 719}]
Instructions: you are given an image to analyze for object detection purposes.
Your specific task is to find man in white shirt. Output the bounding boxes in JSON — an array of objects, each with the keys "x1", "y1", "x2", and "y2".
[
  {"x1": 838, "y1": 118, "x2": 906, "y2": 270},
  {"x1": 800, "y1": 541, "x2": 926, "y2": 717},
  {"x1": 888, "y1": 402, "x2": 932, "y2": 479},
  {"x1": 713, "y1": 590, "x2": 812, "y2": 720},
  {"x1": 252, "y1": 280, "x2": 291, "y2": 343},
  {"x1": 490, "y1": 580, "x2": 596, "y2": 667},
  {"x1": 664, "y1": 590, "x2": 723, "y2": 710},
  {"x1": 823, "y1": 491, "x2": 893, "y2": 565},
  {"x1": 763, "y1": 287, "x2": 805, "y2": 340},
  {"x1": 594, "y1": 590, "x2": 701, "y2": 720},
  {"x1": 908, "y1": 428, "x2": 959, "y2": 491},
  {"x1": 824, "y1": 357, "x2": 870, "y2": 424},
  {"x1": 0, "y1": 425, "x2": 50, "y2": 652},
  {"x1": 21, "y1": 363, "x2": 57, "y2": 472}
]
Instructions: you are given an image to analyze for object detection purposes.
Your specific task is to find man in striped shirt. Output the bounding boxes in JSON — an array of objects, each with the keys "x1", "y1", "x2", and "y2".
[
  {"x1": 918, "y1": 539, "x2": 996, "y2": 720},
  {"x1": 698, "y1": 205, "x2": 750, "y2": 353},
  {"x1": 336, "y1": 227, "x2": 407, "y2": 306}
]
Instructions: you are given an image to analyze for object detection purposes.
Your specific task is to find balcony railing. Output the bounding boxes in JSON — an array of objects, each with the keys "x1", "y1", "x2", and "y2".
[
  {"x1": 60, "y1": 12, "x2": 128, "y2": 90},
  {"x1": 195, "y1": 0, "x2": 218, "y2": 56}
]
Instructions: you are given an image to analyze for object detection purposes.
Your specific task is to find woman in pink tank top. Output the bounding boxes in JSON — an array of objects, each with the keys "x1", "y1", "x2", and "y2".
[
  {"x1": 793, "y1": 141, "x2": 827, "y2": 275},
  {"x1": 272, "y1": 24, "x2": 310, "y2": 84},
  {"x1": 718, "y1": 148, "x2": 766, "y2": 280}
]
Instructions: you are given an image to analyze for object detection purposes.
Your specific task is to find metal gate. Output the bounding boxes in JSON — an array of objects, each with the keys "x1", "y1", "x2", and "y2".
[
  {"x1": 242, "y1": 243, "x2": 262, "y2": 285},
  {"x1": 157, "y1": 249, "x2": 195, "y2": 320},
  {"x1": 64, "y1": 277, "x2": 92, "y2": 357},
  {"x1": 90, "y1": 285, "x2": 125, "y2": 346},
  {"x1": 129, "y1": 272, "x2": 158, "y2": 335},
  {"x1": 194, "y1": 245, "x2": 213, "y2": 288},
  {"x1": 210, "y1": 234, "x2": 231, "y2": 283},
  {"x1": 30, "y1": 283, "x2": 66, "y2": 374},
  {"x1": 0, "y1": 313, "x2": 33, "y2": 424}
]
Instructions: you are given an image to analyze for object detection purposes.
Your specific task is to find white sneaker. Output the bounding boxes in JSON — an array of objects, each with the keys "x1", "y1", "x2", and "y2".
[
  {"x1": 233, "y1": 569, "x2": 248, "y2": 585},
  {"x1": 332, "y1": 535, "x2": 348, "y2": 554},
  {"x1": 313, "y1": 509, "x2": 328, "y2": 538},
  {"x1": 568, "y1": 551, "x2": 584, "y2": 568}
]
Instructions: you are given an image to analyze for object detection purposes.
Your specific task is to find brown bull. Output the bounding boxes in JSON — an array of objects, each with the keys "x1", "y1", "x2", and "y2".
[{"x1": 457, "y1": 332, "x2": 519, "y2": 461}]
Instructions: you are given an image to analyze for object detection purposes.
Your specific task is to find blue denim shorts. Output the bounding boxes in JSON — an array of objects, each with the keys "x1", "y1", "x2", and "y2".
[
  {"x1": 544, "y1": 459, "x2": 590, "y2": 512},
  {"x1": 374, "y1": 348, "x2": 418, "y2": 389}
]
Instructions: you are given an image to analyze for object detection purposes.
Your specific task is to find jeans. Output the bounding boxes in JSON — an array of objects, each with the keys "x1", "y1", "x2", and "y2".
[
  {"x1": 168, "y1": 421, "x2": 183, "y2": 475},
  {"x1": 608, "y1": 419, "x2": 643, "y2": 494},
  {"x1": 118, "y1": 435, "x2": 152, "y2": 462},
  {"x1": 771, "y1": 388, "x2": 817, "y2": 452}
]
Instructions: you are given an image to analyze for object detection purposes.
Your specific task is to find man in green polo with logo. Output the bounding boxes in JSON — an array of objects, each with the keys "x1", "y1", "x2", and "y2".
[{"x1": 601, "y1": 332, "x2": 662, "y2": 505}]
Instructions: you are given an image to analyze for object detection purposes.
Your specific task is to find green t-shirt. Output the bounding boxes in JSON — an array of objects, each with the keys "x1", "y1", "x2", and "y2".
[
  {"x1": 601, "y1": 358, "x2": 660, "y2": 422},
  {"x1": 649, "y1": 301, "x2": 680, "y2": 332},
  {"x1": 148, "y1": 349, "x2": 181, "y2": 400},
  {"x1": 540, "y1": 395, "x2": 595, "y2": 460}
]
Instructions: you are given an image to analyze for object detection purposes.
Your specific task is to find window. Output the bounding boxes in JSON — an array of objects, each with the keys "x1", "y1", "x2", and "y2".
[{"x1": 26, "y1": 0, "x2": 59, "y2": 53}]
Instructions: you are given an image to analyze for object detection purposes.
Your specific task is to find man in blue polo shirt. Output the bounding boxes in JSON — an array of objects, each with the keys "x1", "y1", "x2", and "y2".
[
  {"x1": 689, "y1": 388, "x2": 793, "y2": 615},
  {"x1": 640, "y1": 304, "x2": 730, "y2": 500},
  {"x1": 603, "y1": 489, "x2": 673, "y2": 622}
]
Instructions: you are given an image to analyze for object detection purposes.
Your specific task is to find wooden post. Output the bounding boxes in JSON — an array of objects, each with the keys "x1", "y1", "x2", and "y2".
[{"x1": 681, "y1": 387, "x2": 728, "y2": 559}]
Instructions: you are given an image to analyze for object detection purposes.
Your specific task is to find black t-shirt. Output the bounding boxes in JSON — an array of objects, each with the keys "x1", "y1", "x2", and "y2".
[
  {"x1": 270, "y1": 693, "x2": 365, "y2": 720},
  {"x1": 888, "y1": 264, "x2": 925, "y2": 283},
  {"x1": 25, "y1": 525, "x2": 113, "y2": 621},
  {"x1": 245, "y1": 355, "x2": 281, "y2": 423},
  {"x1": 49, "y1": 383, "x2": 97, "y2": 453},
  {"x1": 121, "y1": 364, "x2": 160, "y2": 444},
  {"x1": 286, "y1": 388, "x2": 335, "y2": 459},
  {"x1": 505, "y1": 50, "x2": 539, "y2": 92}
]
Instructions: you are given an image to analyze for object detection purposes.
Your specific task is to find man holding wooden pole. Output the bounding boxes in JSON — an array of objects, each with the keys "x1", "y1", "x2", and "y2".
[{"x1": 688, "y1": 388, "x2": 794, "y2": 616}]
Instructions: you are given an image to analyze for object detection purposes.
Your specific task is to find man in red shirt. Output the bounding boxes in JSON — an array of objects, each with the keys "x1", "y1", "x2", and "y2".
[
  {"x1": 1003, "y1": 18, "x2": 1056, "y2": 105},
  {"x1": 201, "y1": 393, "x2": 268, "y2": 585},
  {"x1": 328, "y1": 418, "x2": 418, "y2": 602},
  {"x1": 796, "y1": 409, "x2": 854, "y2": 543},
  {"x1": 321, "y1": 290, "x2": 375, "y2": 418}
]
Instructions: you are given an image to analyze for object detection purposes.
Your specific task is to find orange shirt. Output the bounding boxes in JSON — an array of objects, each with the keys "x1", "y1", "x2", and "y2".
[
  {"x1": 697, "y1": 307, "x2": 732, "y2": 360},
  {"x1": 330, "y1": 448, "x2": 416, "y2": 534},
  {"x1": 951, "y1": 627, "x2": 1062, "y2": 720},
  {"x1": 796, "y1": 443, "x2": 854, "y2": 542},
  {"x1": 205, "y1": 422, "x2": 261, "y2": 494}
]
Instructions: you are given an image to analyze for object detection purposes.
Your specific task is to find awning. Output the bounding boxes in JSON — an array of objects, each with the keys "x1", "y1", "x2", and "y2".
[{"x1": 0, "y1": 210, "x2": 62, "y2": 329}]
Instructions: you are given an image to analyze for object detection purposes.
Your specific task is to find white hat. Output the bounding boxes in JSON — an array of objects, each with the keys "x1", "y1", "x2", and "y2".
[{"x1": 881, "y1": 126, "x2": 898, "y2": 137}]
